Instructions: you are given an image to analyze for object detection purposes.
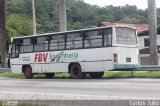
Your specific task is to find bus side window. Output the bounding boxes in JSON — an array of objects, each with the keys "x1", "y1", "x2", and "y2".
[
  {"x1": 84, "y1": 32, "x2": 91, "y2": 48},
  {"x1": 84, "y1": 30, "x2": 102, "y2": 48},
  {"x1": 104, "y1": 28, "x2": 112, "y2": 46},
  {"x1": 34, "y1": 37, "x2": 47, "y2": 52},
  {"x1": 45, "y1": 37, "x2": 49, "y2": 51},
  {"x1": 20, "y1": 38, "x2": 33, "y2": 53},
  {"x1": 58, "y1": 35, "x2": 65, "y2": 50},
  {"x1": 74, "y1": 33, "x2": 83, "y2": 48},
  {"x1": 66, "y1": 32, "x2": 83, "y2": 49},
  {"x1": 11, "y1": 44, "x2": 16, "y2": 58},
  {"x1": 50, "y1": 35, "x2": 58, "y2": 50},
  {"x1": 11, "y1": 39, "x2": 20, "y2": 58},
  {"x1": 50, "y1": 35, "x2": 65, "y2": 50}
]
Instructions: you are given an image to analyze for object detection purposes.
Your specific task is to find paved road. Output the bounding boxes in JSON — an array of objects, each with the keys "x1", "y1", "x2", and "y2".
[{"x1": 0, "y1": 77, "x2": 160, "y2": 100}]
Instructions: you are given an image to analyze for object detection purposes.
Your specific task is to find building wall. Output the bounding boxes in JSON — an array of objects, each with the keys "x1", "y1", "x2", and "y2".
[
  {"x1": 138, "y1": 35, "x2": 160, "y2": 50},
  {"x1": 138, "y1": 35, "x2": 160, "y2": 65}
]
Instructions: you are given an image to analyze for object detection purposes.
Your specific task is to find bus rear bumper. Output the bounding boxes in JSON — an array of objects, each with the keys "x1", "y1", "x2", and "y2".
[{"x1": 114, "y1": 64, "x2": 140, "y2": 71}]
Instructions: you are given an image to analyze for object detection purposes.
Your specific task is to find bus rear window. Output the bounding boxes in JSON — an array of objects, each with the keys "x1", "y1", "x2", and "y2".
[{"x1": 116, "y1": 27, "x2": 137, "y2": 45}]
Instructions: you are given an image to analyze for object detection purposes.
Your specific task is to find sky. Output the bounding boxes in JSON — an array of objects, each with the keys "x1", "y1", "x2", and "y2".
[{"x1": 84, "y1": 0, "x2": 160, "y2": 10}]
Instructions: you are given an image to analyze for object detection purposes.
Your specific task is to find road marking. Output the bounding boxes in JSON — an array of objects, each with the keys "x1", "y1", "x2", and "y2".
[
  {"x1": 0, "y1": 91, "x2": 160, "y2": 100},
  {"x1": 1, "y1": 81, "x2": 160, "y2": 87}
]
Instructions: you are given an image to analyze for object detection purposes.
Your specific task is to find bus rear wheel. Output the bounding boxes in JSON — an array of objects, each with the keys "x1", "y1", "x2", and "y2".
[
  {"x1": 89, "y1": 72, "x2": 104, "y2": 79},
  {"x1": 70, "y1": 64, "x2": 85, "y2": 79},
  {"x1": 23, "y1": 66, "x2": 33, "y2": 79},
  {"x1": 45, "y1": 73, "x2": 55, "y2": 79}
]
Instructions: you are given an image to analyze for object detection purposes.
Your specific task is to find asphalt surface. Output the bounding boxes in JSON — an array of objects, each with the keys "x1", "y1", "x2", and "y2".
[{"x1": 0, "y1": 77, "x2": 160, "y2": 100}]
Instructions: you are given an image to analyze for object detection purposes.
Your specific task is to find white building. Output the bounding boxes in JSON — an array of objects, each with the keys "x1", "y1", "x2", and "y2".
[{"x1": 138, "y1": 27, "x2": 160, "y2": 65}]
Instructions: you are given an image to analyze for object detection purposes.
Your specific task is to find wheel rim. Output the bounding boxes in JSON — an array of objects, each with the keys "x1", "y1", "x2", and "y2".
[
  {"x1": 24, "y1": 68, "x2": 31, "y2": 77},
  {"x1": 73, "y1": 67, "x2": 79, "y2": 76}
]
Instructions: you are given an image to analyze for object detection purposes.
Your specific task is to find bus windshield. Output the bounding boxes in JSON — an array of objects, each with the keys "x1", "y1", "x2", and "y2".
[{"x1": 116, "y1": 27, "x2": 137, "y2": 45}]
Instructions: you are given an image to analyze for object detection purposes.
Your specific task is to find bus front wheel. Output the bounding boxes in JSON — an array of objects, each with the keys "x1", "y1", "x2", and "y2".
[
  {"x1": 45, "y1": 73, "x2": 55, "y2": 79},
  {"x1": 23, "y1": 66, "x2": 33, "y2": 79},
  {"x1": 89, "y1": 72, "x2": 104, "y2": 79},
  {"x1": 70, "y1": 64, "x2": 85, "y2": 79}
]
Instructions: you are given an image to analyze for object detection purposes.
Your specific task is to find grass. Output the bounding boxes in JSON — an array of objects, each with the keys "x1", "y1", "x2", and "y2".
[
  {"x1": 0, "y1": 101, "x2": 46, "y2": 106},
  {"x1": 0, "y1": 72, "x2": 23, "y2": 78},
  {"x1": 0, "y1": 71, "x2": 160, "y2": 79},
  {"x1": 104, "y1": 71, "x2": 160, "y2": 78}
]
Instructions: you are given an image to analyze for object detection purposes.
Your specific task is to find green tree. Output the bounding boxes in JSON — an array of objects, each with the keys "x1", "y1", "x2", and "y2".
[
  {"x1": 6, "y1": 14, "x2": 32, "y2": 42},
  {"x1": 5, "y1": 0, "x2": 160, "y2": 36}
]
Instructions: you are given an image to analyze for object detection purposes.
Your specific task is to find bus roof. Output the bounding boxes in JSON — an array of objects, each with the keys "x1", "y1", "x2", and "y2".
[{"x1": 11, "y1": 25, "x2": 135, "y2": 39}]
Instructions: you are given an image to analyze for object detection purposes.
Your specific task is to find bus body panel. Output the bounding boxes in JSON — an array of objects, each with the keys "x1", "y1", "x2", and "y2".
[
  {"x1": 10, "y1": 47, "x2": 139, "y2": 73},
  {"x1": 11, "y1": 48, "x2": 114, "y2": 73},
  {"x1": 40, "y1": 63, "x2": 67, "y2": 73},
  {"x1": 10, "y1": 60, "x2": 21, "y2": 74},
  {"x1": 112, "y1": 47, "x2": 139, "y2": 70},
  {"x1": 119, "y1": 47, "x2": 139, "y2": 64},
  {"x1": 77, "y1": 48, "x2": 113, "y2": 72}
]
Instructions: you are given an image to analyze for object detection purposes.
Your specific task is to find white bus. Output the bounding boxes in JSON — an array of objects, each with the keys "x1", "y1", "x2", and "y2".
[{"x1": 10, "y1": 26, "x2": 139, "y2": 79}]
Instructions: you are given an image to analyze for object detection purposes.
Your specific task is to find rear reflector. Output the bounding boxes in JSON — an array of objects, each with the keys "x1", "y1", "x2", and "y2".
[{"x1": 114, "y1": 54, "x2": 118, "y2": 63}]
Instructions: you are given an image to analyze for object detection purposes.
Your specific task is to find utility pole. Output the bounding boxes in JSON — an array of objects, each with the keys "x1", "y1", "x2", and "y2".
[
  {"x1": 0, "y1": 0, "x2": 6, "y2": 68},
  {"x1": 32, "y1": 0, "x2": 36, "y2": 35},
  {"x1": 148, "y1": 0, "x2": 158, "y2": 65},
  {"x1": 59, "y1": 0, "x2": 67, "y2": 31}
]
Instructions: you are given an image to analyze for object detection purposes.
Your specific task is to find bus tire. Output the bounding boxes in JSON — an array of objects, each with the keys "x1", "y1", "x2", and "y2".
[
  {"x1": 45, "y1": 73, "x2": 55, "y2": 79},
  {"x1": 70, "y1": 64, "x2": 85, "y2": 79},
  {"x1": 89, "y1": 72, "x2": 104, "y2": 79},
  {"x1": 23, "y1": 66, "x2": 33, "y2": 79}
]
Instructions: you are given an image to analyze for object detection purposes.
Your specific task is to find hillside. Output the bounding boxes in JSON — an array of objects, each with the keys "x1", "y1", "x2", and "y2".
[{"x1": 5, "y1": 0, "x2": 160, "y2": 42}]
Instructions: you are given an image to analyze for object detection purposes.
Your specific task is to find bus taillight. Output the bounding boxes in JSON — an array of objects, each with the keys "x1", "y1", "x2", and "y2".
[{"x1": 114, "y1": 54, "x2": 118, "y2": 63}]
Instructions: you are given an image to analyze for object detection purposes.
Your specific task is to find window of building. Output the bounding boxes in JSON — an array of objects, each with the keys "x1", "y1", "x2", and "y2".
[{"x1": 144, "y1": 38, "x2": 150, "y2": 47}]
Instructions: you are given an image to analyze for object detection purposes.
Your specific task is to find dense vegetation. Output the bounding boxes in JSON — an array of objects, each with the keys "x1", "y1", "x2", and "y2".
[{"x1": 5, "y1": 0, "x2": 160, "y2": 43}]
